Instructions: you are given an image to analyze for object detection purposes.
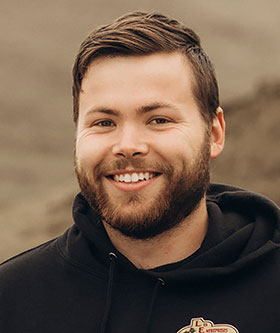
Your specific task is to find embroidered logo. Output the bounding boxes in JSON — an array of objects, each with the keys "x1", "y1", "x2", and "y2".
[{"x1": 177, "y1": 317, "x2": 239, "y2": 333}]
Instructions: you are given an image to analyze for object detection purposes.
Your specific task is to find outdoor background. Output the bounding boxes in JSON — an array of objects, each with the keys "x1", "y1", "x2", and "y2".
[{"x1": 1, "y1": 0, "x2": 279, "y2": 262}]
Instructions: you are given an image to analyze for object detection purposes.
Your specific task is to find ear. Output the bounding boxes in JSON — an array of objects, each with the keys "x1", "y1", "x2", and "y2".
[{"x1": 210, "y1": 107, "x2": 225, "y2": 159}]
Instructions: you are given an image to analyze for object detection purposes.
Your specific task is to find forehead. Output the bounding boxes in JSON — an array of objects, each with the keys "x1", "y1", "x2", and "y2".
[
  {"x1": 79, "y1": 52, "x2": 198, "y2": 115},
  {"x1": 82, "y1": 52, "x2": 194, "y2": 87}
]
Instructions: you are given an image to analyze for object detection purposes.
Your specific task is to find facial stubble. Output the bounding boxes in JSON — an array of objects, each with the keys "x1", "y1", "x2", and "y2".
[{"x1": 75, "y1": 135, "x2": 211, "y2": 240}]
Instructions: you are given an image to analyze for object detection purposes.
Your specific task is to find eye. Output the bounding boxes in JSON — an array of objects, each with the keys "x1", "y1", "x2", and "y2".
[
  {"x1": 94, "y1": 120, "x2": 115, "y2": 127},
  {"x1": 149, "y1": 118, "x2": 170, "y2": 125}
]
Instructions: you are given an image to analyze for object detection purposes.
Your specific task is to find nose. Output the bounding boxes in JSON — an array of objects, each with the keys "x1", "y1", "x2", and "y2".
[{"x1": 112, "y1": 125, "x2": 149, "y2": 158}]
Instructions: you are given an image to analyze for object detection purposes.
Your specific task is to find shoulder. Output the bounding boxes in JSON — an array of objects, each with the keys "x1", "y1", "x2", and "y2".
[{"x1": 0, "y1": 237, "x2": 63, "y2": 287}]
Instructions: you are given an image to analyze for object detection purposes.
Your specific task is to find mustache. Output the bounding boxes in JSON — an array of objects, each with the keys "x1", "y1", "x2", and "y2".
[{"x1": 94, "y1": 157, "x2": 174, "y2": 179}]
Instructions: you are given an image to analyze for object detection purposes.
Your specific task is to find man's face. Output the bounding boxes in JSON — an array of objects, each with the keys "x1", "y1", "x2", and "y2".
[{"x1": 75, "y1": 52, "x2": 213, "y2": 239}]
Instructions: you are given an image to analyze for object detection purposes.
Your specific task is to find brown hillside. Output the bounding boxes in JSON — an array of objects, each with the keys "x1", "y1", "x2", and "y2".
[{"x1": 212, "y1": 81, "x2": 280, "y2": 204}]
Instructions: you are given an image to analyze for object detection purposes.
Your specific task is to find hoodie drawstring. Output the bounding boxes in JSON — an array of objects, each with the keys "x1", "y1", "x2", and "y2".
[
  {"x1": 100, "y1": 252, "x2": 117, "y2": 333},
  {"x1": 99, "y1": 253, "x2": 165, "y2": 333},
  {"x1": 144, "y1": 277, "x2": 165, "y2": 333}
]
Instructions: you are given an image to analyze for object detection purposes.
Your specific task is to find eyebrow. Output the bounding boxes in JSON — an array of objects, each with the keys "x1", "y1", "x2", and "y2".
[
  {"x1": 136, "y1": 102, "x2": 175, "y2": 114},
  {"x1": 85, "y1": 102, "x2": 175, "y2": 117},
  {"x1": 86, "y1": 107, "x2": 120, "y2": 117}
]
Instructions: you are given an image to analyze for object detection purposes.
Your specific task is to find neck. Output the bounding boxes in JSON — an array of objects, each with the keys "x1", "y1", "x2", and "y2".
[{"x1": 103, "y1": 198, "x2": 208, "y2": 270}]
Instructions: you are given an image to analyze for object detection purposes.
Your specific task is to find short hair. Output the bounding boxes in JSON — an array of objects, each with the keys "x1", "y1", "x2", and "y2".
[{"x1": 72, "y1": 11, "x2": 219, "y2": 126}]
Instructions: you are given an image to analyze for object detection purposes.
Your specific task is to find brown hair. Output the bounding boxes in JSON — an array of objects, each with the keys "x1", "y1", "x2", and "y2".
[{"x1": 72, "y1": 11, "x2": 219, "y2": 125}]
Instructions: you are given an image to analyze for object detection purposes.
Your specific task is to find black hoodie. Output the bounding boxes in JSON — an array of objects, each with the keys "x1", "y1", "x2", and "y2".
[{"x1": 1, "y1": 184, "x2": 280, "y2": 333}]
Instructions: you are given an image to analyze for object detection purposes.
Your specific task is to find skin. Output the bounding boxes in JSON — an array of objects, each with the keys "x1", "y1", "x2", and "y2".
[{"x1": 75, "y1": 52, "x2": 225, "y2": 269}]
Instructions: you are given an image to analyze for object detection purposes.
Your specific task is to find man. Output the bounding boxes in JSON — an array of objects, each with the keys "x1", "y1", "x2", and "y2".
[{"x1": 0, "y1": 11, "x2": 280, "y2": 333}]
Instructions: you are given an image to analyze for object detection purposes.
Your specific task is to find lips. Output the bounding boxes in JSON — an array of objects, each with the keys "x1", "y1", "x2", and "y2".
[{"x1": 106, "y1": 171, "x2": 161, "y2": 183}]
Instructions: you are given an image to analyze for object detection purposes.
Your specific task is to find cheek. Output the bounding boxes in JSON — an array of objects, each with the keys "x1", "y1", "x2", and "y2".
[
  {"x1": 76, "y1": 134, "x2": 115, "y2": 173},
  {"x1": 75, "y1": 136, "x2": 101, "y2": 168},
  {"x1": 151, "y1": 132, "x2": 192, "y2": 159}
]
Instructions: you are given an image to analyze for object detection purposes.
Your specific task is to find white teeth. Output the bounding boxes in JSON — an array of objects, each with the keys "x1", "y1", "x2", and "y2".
[
  {"x1": 144, "y1": 172, "x2": 150, "y2": 180},
  {"x1": 131, "y1": 173, "x2": 139, "y2": 183},
  {"x1": 124, "y1": 174, "x2": 131, "y2": 182},
  {"x1": 113, "y1": 172, "x2": 156, "y2": 183}
]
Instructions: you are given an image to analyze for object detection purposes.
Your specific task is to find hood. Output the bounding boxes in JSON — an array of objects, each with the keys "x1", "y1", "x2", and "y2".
[{"x1": 68, "y1": 183, "x2": 280, "y2": 284}]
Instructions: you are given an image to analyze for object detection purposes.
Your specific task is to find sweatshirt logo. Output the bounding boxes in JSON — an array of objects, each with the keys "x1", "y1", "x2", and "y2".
[{"x1": 177, "y1": 317, "x2": 239, "y2": 333}]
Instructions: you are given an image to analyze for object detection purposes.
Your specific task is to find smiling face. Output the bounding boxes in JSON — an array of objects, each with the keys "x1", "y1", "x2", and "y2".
[{"x1": 75, "y1": 52, "x2": 222, "y2": 239}]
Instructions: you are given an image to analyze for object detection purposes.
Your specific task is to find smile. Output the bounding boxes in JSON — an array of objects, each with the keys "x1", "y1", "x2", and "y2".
[
  {"x1": 105, "y1": 170, "x2": 162, "y2": 193},
  {"x1": 106, "y1": 171, "x2": 161, "y2": 183}
]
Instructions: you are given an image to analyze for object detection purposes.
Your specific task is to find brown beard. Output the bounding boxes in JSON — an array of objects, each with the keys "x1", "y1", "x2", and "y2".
[{"x1": 75, "y1": 135, "x2": 211, "y2": 240}]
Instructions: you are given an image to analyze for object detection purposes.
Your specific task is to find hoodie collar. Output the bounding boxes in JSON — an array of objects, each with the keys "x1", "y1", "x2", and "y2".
[{"x1": 60, "y1": 184, "x2": 280, "y2": 282}]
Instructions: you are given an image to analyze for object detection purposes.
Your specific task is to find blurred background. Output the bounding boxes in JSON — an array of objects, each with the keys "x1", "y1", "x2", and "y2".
[{"x1": 1, "y1": 0, "x2": 279, "y2": 262}]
